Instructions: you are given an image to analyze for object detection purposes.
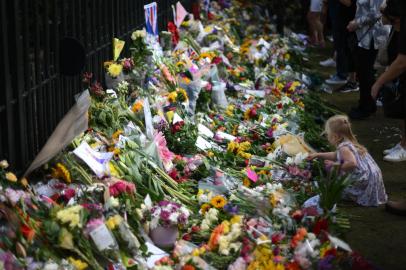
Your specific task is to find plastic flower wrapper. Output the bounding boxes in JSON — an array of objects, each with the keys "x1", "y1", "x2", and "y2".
[{"x1": 105, "y1": 214, "x2": 141, "y2": 256}]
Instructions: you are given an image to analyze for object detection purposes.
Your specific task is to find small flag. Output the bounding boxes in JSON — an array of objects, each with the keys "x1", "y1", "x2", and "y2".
[
  {"x1": 113, "y1": 38, "x2": 125, "y2": 61},
  {"x1": 175, "y1": 1, "x2": 188, "y2": 27},
  {"x1": 144, "y1": 2, "x2": 158, "y2": 36}
]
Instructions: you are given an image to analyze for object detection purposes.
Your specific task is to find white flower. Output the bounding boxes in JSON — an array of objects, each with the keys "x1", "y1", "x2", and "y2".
[
  {"x1": 105, "y1": 197, "x2": 120, "y2": 209},
  {"x1": 169, "y1": 213, "x2": 179, "y2": 223},
  {"x1": 131, "y1": 30, "x2": 146, "y2": 40},
  {"x1": 0, "y1": 160, "x2": 9, "y2": 169}
]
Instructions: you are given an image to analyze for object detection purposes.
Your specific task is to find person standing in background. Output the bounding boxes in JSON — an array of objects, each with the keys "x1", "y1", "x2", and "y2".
[
  {"x1": 308, "y1": 0, "x2": 326, "y2": 46},
  {"x1": 347, "y1": 0, "x2": 390, "y2": 119}
]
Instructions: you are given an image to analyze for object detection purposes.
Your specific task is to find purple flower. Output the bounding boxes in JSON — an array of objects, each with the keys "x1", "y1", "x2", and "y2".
[
  {"x1": 178, "y1": 213, "x2": 187, "y2": 224},
  {"x1": 158, "y1": 200, "x2": 170, "y2": 207},
  {"x1": 224, "y1": 203, "x2": 239, "y2": 214},
  {"x1": 318, "y1": 255, "x2": 335, "y2": 270},
  {"x1": 266, "y1": 128, "x2": 274, "y2": 138},
  {"x1": 160, "y1": 210, "x2": 171, "y2": 221}
]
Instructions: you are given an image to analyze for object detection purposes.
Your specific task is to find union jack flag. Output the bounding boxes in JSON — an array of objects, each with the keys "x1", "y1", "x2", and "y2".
[{"x1": 144, "y1": 2, "x2": 158, "y2": 36}]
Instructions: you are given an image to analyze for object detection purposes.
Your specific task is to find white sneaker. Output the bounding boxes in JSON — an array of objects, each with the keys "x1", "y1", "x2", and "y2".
[
  {"x1": 319, "y1": 58, "x2": 336, "y2": 67},
  {"x1": 383, "y1": 147, "x2": 406, "y2": 162},
  {"x1": 383, "y1": 143, "x2": 402, "y2": 155}
]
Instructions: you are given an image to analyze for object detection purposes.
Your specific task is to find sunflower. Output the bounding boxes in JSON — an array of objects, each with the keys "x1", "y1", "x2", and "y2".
[
  {"x1": 243, "y1": 177, "x2": 251, "y2": 187},
  {"x1": 51, "y1": 163, "x2": 71, "y2": 183},
  {"x1": 210, "y1": 195, "x2": 227, "y2": 209},
  {"x1": 177, "y1": 88, "x2": 188, "y2": 102},
  {"x1": 200, "y1": 203, "x2": 211, "y2": 214},
  {"x1": 167, "y1": 91, "x2": 178, "y2": 103},
  {"x1": 107, "y1": 63, "x2": 123, "y2": 78}
]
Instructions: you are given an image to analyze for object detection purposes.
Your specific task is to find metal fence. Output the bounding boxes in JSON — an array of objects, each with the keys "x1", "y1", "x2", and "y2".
[{"x1": 0, "y1": 0, "x2": 193, "y2": 171}]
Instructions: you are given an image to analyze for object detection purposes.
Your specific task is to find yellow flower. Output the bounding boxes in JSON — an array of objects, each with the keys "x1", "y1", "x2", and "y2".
[
  {"x1": 230, "y1": 215, "x2": 242, "y2": 225},
  {"x1": 239, "y1": 142, "x2": 251, "y2": 152},
  {"x1": 106, "y1": 215, "x2": 123, "y2": 230},
  {"x1": 200, "y1": 203, "x2": 211, "y2": 214},
  {"x1": 56, "y1": 205, "x2": 84, "y2": 228},
  {"x1": 112, "y1": 130, "x2": 123, "y2": 140},
  {"x1": 207, "y1": 151, "x2": 214, "y2": 158},
  {"x1": 227, "y1": 141, "x2": 238, "y2": 153},
  {"x1": 107, "y1": 63, "x2": 123, "y2": 78},
  {"x1": 238, "y1": 151, "x2": 252, "y2": 159},
  {"x1": 5, "y1": 172, "x2": 17, "y2": 182},
  {"x1": 225, "y1": 105, "x2": 235, "y2": 116},
  {"x1": 20, "y1": 177, "x2": 29, "y2": 187},
  {"x1": 59, "y1": 228, "x2": 75, "y2": 250},
  {"x1": 243, "y1": 177, "x2": 251, "y2": 187},
  {"x1": 51, "y1": 163, "x2": 71, "y2": 184},
  {"x1": 167, "y1": 91, "x2": 178, "y2": 103},
  {"x1": 68, "y1": 257, "x2": 88, "y2": 270},
  {"x1": 166, "y1": 111, "x2": 175, "y2": 123},
  {"x1": 222, "y1": 220, "x2": 230, "y2": 234},
  {"x1": 131, "y1": 100, "x2": 144, "y2": 113},
  {"x1": 210, "y1": 195, "x2": 227, "y2": 209},
  {"x1": 177, "y1": 88, "x2": 188, "y2": 101}
]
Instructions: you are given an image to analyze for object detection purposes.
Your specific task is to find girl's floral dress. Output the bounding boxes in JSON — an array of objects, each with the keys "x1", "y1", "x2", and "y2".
[{"x1": 337, "y1": 141, "x2": 387, "y2": 206}]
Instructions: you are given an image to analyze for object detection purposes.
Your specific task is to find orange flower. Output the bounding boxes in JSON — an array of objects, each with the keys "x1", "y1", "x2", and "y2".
[
  {"x1": 208, "y1": 223, "x2": 225, "y2": 250},
  {"x1": 182, "y1": 265, "x2": 196, "y2": 270}
]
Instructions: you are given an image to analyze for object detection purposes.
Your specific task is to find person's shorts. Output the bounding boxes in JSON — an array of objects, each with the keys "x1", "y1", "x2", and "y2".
[{"x1": 310, "y1": 0, "x2": 322, "y2": 12}]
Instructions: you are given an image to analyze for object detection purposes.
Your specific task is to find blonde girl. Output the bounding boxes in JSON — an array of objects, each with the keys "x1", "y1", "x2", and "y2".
[{"x1": 309, "y1": 115, "x2": 387, "y2": 206}]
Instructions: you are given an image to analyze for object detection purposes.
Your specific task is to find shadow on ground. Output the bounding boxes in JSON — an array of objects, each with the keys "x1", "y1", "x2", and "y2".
[{"x1": 306, "y1": 46, "x2": 406, "y2": 270}]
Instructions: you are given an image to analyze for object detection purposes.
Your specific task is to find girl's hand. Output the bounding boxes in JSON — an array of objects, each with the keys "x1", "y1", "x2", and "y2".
[
  {"x1": 347, "y1": 20, "x2": 358, "y2": 32},
  {"x1": 324, "y1": 160, "x2": 336, "y2": 167},
  {"x1": 307, "y1": 153, "x2": 319, "y2": 160}
]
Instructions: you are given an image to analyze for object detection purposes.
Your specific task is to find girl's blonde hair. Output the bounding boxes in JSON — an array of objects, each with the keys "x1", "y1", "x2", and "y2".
[{"x1": 324, "y1": 115, "x2": 367, "y2": 155}]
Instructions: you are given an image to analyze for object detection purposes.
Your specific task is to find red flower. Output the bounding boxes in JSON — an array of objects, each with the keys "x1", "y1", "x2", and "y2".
[
  {"x1": 313, "y1": 218, "x2": 329, "y2": 235},
  {"x1": 171, "y1": 121, "x2": 184, "y2": 134},
  {"x1": 182, "y1": 233, "x2": 192, "y2": 241},
  {"x1": 21, "y1": 224, "x2": 35, "y2": 242},
  {"x1": 64, "y1": 188, "x2": 76, "y2": 201},
  {"x1": 277, "y1": 103, "x2": 283, "y2": 110},
  {"x1": 169, "y1": 169, "x2": 179, "y2": 181},
  {"x1": 271, "y1": 232, "x2": 285, "y2": 244},
  {"x1": 249, "y1": 108, "x2": 257, "y2": 118},
  {"x1": 167, "y1": 22, "x2": 179, "y2": 46},
  {"x1": 191, "y1": 225, "x2": 201, "y2": 233},
  {"x1": 212, "y1": 56, "x2": 223, "y2": 65},
  {"x1": 291, "y1": 210, "x2": 303, "y2": 222},
  {"x1": 109, "y1": 181, "x2": 135, "y2": 197},
  {"x1": 207, "y1": 11, "x2": 214, "y2": 20}
]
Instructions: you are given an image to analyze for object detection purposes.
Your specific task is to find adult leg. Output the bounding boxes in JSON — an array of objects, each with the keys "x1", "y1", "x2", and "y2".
[{"x1": 355, "y1": 44, "x2": 378, "y2": 113}]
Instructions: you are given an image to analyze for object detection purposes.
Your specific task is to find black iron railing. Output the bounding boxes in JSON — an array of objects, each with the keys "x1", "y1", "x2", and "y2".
[{"x1": 0, "y1": 0, "x2": 193, "y2": 171}]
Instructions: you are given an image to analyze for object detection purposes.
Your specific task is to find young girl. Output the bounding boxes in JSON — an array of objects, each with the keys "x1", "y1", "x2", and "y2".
[{"x1": 309, "y1": 115, "x2": 387, "y2": 206}]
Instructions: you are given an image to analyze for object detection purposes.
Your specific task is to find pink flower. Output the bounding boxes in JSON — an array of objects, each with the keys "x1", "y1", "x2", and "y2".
[
  {"x1": 154, "y1": 132, "x2": 174, "y2": 170},
  {"x1": 109, "y1": 181, "x2": 135, "y2": 197},
  {"x1": 85, "y1": 218, "x2": 104, "y2": 235}
]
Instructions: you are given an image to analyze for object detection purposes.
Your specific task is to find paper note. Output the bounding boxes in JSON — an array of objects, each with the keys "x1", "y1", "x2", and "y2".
[
  {"x1": 73, "y1": 142, "x2": 113, "y2": 178},
  {"x1": 198, "y1": 124, "x2": 214, "y2": 138},
  {"x1": 195, "y1": 136, "x2": 212, "y2": 150},
  {"x1": 246, "y1": 168, "x2": 258, "y2": 182},
  {"x1": 215, "y1": 131, "x2": 236, "y2": 141},
  {"x1": 89, "y1": 224, "x2": 117, "y2": 251}
]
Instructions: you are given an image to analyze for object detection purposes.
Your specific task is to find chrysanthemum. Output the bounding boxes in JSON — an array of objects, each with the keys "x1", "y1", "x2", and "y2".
[{"x1": 210, "y1": 195, "x2": 227, "y2": 209}]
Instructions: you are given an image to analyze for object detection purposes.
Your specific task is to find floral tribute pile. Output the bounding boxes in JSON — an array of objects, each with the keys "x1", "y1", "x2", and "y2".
[{"x1": 0, "y1": 1, "x2": 376, "y2": 270}]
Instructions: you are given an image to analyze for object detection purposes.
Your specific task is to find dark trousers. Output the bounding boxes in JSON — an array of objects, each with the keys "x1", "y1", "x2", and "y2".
[
  {"x1": 355, "y1": 42, "x2": 378, "y2": 112},
  {"x1": 334, "y1": 28, "x2": 356, "y2": 78}
]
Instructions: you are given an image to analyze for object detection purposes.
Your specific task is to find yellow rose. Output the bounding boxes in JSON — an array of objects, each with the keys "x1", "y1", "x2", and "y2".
[
  {"x1": 68, "y1": 257, "x2": 88, "y2": 270},
  {"x1": 5, "y1": 172, "x2": 17, "y2": 182}
]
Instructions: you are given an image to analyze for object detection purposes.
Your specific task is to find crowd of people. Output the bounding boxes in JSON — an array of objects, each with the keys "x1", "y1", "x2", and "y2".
[{"x1": 305, "y1": 0, "x2": 406, "y2": 214}]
